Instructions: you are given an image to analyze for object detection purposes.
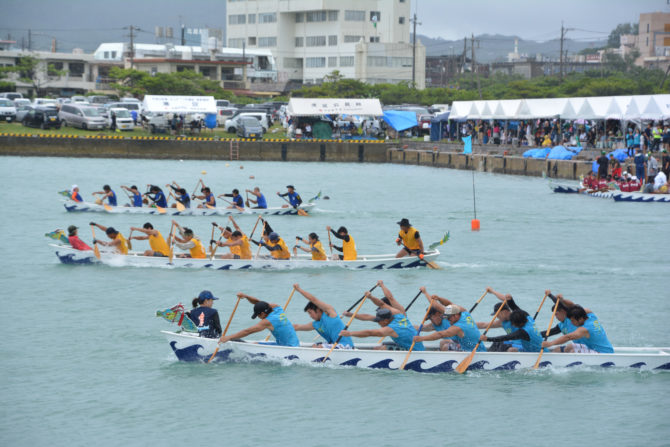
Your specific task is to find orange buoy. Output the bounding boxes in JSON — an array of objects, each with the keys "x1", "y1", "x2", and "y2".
[{"x1": 471, "y1": 219, "x2": 480, "y2": 231}]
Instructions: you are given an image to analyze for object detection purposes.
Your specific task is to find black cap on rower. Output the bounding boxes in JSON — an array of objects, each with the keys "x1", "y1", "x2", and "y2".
[
  {"x1": 491, "y1": 302, "x2": 512, "y2": 315},
  {"x1": 252, "y1": 301, "x2": 272, "y2": 319}
]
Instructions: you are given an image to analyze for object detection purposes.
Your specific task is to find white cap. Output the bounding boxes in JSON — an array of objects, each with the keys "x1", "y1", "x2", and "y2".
[
  {"x1": 623, "y1": 171, "x2": 628, "y2": 176},
  {"x1": 632, "y1": 176, "x2": 638, "y2": 180},
  {"x1": 444, "y1": 305, "x2": 461, "y2": 316},
  {"x1": 71, "y1": 184, "x2": 78, "y2": 191}
]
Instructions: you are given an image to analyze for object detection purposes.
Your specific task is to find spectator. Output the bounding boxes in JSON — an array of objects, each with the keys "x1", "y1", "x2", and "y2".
[
  {"x1": 596, "y1": 151, "x2": 609, "y2": 179},
  {"x1": 646, "y1": 153, "x2": 659, "y2": 184},
  {"x1": 634, "y1": 149, "x2": 646, "y2": 182}
]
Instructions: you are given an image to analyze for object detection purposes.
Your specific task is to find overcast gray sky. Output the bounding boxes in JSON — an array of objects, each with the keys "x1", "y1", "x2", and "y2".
[{"x1": 0, "y1": 0, "x2": 665, "y2": 50}]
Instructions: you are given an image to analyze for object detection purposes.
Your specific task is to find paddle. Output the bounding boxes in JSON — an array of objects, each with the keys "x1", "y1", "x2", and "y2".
[
  {"x1": 455, "y1": 299, "x2": 508, "y2": 374},
  {"x1": 103, "y1": 203, "x2": 113, "y2": 212},
  {"x1": 90, "y1": 224, "x2": 101, "y2": 260},
  {"x1": 327, "y1": 230, "x2": 333, "y2": 256},
  {"x1": 168, "y1": 191, "x2": 186, "y2": 212},
  {"x1": 208, "y1": 222, "x2": 217, "y2": 257},
  {"x1": 245, "y1": 191, "x2": 250, "y2": 208},
  {"x1": 469, "y1": 290, "x2": 488, "y2": 313},
  {"x1": 191, "y1": 178, "x2": 203, "y2": 199},
  {"x1": 533, "y1": 292, "x2": 550, "y2": 320},
  {"x1": 422, "y1": 255, "x2": 441, "y2": 270},
  {"x1": 207, "y1": 295, "x2": 242, "y2": 364},
  {"x1": 127, "y1": 229, "x2": 134, "y2": 251},
  {"x1": 400, "y1": 296, "x2": 436, "y2": 370},
  {"x1": 377, "y1": 290, "x2": 422, "y2": 344},
  {"x1": 264, "y1": 287, "x2": 296, "y2": 341},
  {"x1": 278, "y1": 194, "x2": 309, "y2": 216},
  {"x1": 321, "y1": 295, "x2": 368, "y2": 363},
  {"x1": 533, "y1": 296, "x2": 560, "y2": 369},
  {"x1": 167, "y1": 223, "x2": 176, "y2": 263}
]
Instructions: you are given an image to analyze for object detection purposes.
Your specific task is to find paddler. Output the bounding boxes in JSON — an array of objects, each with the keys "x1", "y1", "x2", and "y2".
[
  {"x1": 210, "y1": 217, "x2": 252, "y2": 259},
  {"x1": 326, "y1": 225, "x2": 357, "y2": 260},
  {"x1": 218, "y1": 293, "x2": 300, "y2": 347},
  {"x1": 90, "y1": 222, "x2": 128, "y2": 254},
  {"x1": 277, "y1": 185, "x2": 302, "y2": 208},
  {"x1": 195, "y1": 186, "x2": 216, "y2": 208},
  {"x1": 416, "y1": 287, "x2": 460, "y2": 351},
  {"x1": 541, "y1": 291, "x2": 613, "y2": 354},
  {"x1": 293, "y1": 233, "x2": 327, "y2": 260},
  {"x1": 144, "y1": 185, "x2": 168, "y2": 208},
  {"x1": 474, "y1": 287, "x2": 525, "y2": 352},
  {"x1": 67, "y1": 225, "x2": 91, "y2": 251},
  {"x1": 291, "y1": 284, "x2": 354, "y2": 348},
  {"x1": 70, "y1": 184, "x2": 83, "y2": 202},
  {"x1": 252, "y1": 231, "x2": 291, "y2": 259},
  {"x1": 412, "y1": 298, "x2": 485, "y2": 352},
  {"x1": 395, "y1": 218, "x2": 425, "y2": 258},
  {"x1": 120, "y1": 185, "x2": 143, "y2": 207},
  {"x1": 129, "y1": 222, "x2": 171, "y2": 257},
  {"x1": 167, "y1": 182, "x2": 191, "y2": 208},
  {"x1": 188, "y1": 290, "x2": 222, "y2": 338},
  {"x1": 220, "y1": 188, "x2": 245, "y2": 210},
  {"x1": 92, "y1": 184, "x2": 117, "y2": 206},
  {"x1": 245, "y1": 187, "x2": 267, "y2": 209},
  {"x1": 171, "y1": 220, "x2": 206, "y2": 258},
  {"x1": 339, "y1": 307, "x2": 425, "y2": 351}
]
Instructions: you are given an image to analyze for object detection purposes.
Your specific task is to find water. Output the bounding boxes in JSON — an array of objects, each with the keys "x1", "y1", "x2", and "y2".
[{"x1": 0, "y1": 156, "x2": 668, "y2": 447}]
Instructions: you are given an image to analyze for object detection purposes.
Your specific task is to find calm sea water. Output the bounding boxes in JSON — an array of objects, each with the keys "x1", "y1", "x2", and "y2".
[{"x1": 0, "y1": 156, "x2": 669, "y2": 447}]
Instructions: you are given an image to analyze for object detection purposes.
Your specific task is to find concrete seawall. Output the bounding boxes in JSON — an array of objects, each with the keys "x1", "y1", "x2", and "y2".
[{"x1": 0, "y1": 135, "x2": 592, "y2": 180}]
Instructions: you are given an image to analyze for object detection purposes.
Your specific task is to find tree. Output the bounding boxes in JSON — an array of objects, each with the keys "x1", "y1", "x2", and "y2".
[
  {"x1": 323, "y1": 70, "x2": 344, "y2": 83},
  {"x1": 0, "y1": 56, "x2": 66, "y2": 96},
  {"x1": 607, "y1": 23, "x2": 637, "y2": 48}
]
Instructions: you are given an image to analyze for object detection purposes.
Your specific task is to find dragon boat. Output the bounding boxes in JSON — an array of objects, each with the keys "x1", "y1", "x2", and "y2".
[
  {"x1": 612, "y1": 192, "x2": 670, "y2": 203},
  {"x1": 548, "y1": 180, "x2": 614, "y2": 199},
  {"x1": 162, "y1": 331, "x2": 670, "y2": 372},
  {"x1": 51, "y1": 244, "x2": 441, "y2": 270},
  {"x1": 62, "y1": 200, "x2": 317, "y2": 216}
]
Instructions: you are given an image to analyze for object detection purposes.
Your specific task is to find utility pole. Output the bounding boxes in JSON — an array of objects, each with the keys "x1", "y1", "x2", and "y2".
[
  {"x1": 471, "y1": 34, "x2": 482, "y2": 99},
  {"x1": 125, "y1": 25, "x2": 140, "y2": 69},
  {"x1": 411, "y1": 14, "x2": 421, "y2": 87},
  {"x1": 559, "y1": 23, "x2": 574, "y2": 82},
  {"x1": 462, "y1": 37, "x2": 467, "y2": 75},
  {"x1": 28, "y1": 29, "x2": 31, "y2": 51}
]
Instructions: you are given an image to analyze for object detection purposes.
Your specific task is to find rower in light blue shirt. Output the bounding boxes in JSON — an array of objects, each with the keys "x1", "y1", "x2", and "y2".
[
  {"x1": 292, "y1": 284, "x2": 354, "y2": 348},
  {"x1": 542, "y1": 299, "x2": 613, "y2": 354}
]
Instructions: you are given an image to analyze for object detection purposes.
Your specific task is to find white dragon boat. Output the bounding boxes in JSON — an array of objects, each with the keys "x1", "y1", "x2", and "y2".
[
  {"x1": 63, "y1": 200, "x2": 317, "y2": 216},
  {"x1": 612, "y1": 191, "x2": 670, "y2": 203},
  {"x1": 548, "y1": 180, "x2": 614, "y2": 199},
  {"x1": 51, "y1": 244, "x2": 441, "y2": 270},
  {"x1": 162, "y1": 331, "x2": 670, "y2": 372}
]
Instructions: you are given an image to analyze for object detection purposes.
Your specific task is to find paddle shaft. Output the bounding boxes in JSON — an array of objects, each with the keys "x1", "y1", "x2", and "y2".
[
  {"x1": 327, "y1": 230, "x2": 333, "y2": 255},
  {"x1": 469, "y1": 290, "x2": 488, "y2": 313},
  {"x1": 455, "y1": 298, "x2": 508, "y2": 374},
  {"x1": 400, "y1": 296, "x2": 436, "y2": 370},
  {"x1": 321, "y1": 295, "x2": 368, "y2": 363},
  {"x1": 127, "y1": 229, "x2": 134, "y2": 251},
  {"x1": 533, "y1": 292, "x2": 550, "y2": 320},
  {"x1": 207, "y1": 296, "x2": 242, "y2": 364},
  {"x1": 168, "y1": 223, "x2": 176, "y2": 263},
  {"x1": 191, "y1": 178, "x2": 203, "y2": 199},
  {"x1": 533, "y1": 296, "x2": 560, "y2": 369},
  {"x1": 264, "y1": 287, "x2": 296, "y2": 341},
  {"x1": 90, "y1": 225, "x2": 101, "y2": 259}
]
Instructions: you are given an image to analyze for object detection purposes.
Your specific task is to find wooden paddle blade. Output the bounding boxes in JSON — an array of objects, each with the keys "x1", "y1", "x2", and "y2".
[
  {"x1": 533, "y1": 350, "x2": 545, "y2": 369},
  {"x1": 176, "y1": 202, "x2": 185, "y2": 212},
  {"x1": 297, "y1": 208, "x2": 309, "y2": 216},
  {"x1": 426, "y1": 260, "x2": 441, "y2": 269},
  {"x1": 156, "y1": 206, "x2": 167, "y2": 214},
  {"x1": 93, "y1": 243, "x2": 101, "y2": 260},
  {"x1": 103, "y1": 204, "x2": 113, "y2": 212},
  {"x1": 455, "y1": 345, "x2": 479, "y2": 374}
]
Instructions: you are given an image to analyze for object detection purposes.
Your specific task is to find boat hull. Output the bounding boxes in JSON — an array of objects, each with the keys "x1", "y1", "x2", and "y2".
[
  {"x1": 63, "y1": 200, "x2": 316, "y2": 216},
  {"x1": 163, "y1": 332, "x2": 670, "y2": 372},
  {"x1": 612, "y1": 192, "x2": 670, "y2": 203},
  {"x1": 52, "y1": 244, "x2": 440, "y2": 270}
]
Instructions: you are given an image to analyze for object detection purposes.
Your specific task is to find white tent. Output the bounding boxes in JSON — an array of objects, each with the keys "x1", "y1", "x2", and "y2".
[
  {"x1": 142, "y1": 95, "x2": 216, "y2": 114},
  {"x1": 492, "y1": 99, "x2": 521, "y2": 119},
  {"x1": 479, "y1": 100, "x2": 496, "y2": 120},
  {"x1": 579, "y1": 97, "x2": 612, "y2": 119},
  {"x1": 640, "y1": 95, "x2": 665, "y2": 120},
  {"x1": 605, "y1": 96, "x2": 632, "y2": 120},
  {"x1": 287, "y1": 98, "x2": 382, "y2": 116}
]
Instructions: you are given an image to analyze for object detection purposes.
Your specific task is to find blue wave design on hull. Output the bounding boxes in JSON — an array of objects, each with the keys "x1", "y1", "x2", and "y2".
[
  {"x1": 369, "y1": 359, "x2": 396, "y2": 370},
  {"x1": 56, "y1": 252, "x2": 95, "y2": 265},
  {"x1": 465, "y1": 360, "x2": 489, "y2": 371},
  {"x1": 566, "y1": 361, "x2": 583, "y2": 367},
  {"x1": 339, "y1": 358, "x2": 361, "y2": 367},
  {"x1": 600, "y1": 362, "x2": 615, "y2": 368},
  {"x1": 493, "y1": 360, "x2": 521, "y2": 371},
  {"x1": 403, "y1": 359, "x2": 458, "y2": 373},
  {"x1": 537, "y1": 360, "x2": 552, "y2": 368},
  {"x1": 629, "y1": 362, "x2": 646, "y2": 369},
  {"x1": 655, "y1": 362, "x2": 670, "y2": 370}
]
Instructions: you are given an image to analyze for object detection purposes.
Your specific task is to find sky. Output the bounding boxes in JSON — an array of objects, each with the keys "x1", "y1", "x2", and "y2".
[{"x1": 0, "y1": 0, "x2": 665, "y2": 51}]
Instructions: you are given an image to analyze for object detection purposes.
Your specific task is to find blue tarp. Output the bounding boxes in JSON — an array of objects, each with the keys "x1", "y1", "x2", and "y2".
[
  {"x1": 462, "y1": 135, "x2": 472, "y2": 154},
  {"x1": 430, "y1": 112, "x2": 450, "y2": 141},
  {"x1": 546, "y1": 145, "x2": 584, "y2": 160},
  {"x1": 382, "y1": 110, "x2": 418, "y2": 132},
  {"x1": 608, "y1": 148, "x2": 629, "y2": 162},
  {"x1": 522, "y1": 147, "x2": 551, "y2": 159}
]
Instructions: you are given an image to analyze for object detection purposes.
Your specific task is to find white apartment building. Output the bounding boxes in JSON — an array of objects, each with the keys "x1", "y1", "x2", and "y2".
[{"x1": 226, "y1": 0, "x2": 425, "y2": 89}]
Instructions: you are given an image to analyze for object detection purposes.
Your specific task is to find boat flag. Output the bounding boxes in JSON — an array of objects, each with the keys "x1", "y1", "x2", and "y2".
[
  {"x1": 156, "y1": 304, "x2": 199, "y2": 333},
  {"x1": 45, "y1": 229, "x2": 69, "y2": 244},
  {"x1": 428, "y1": 231, "x2": 450, "y2": 250},
  {"x1": 308, "y1": 191, "x2": 322, "y2": 203}
]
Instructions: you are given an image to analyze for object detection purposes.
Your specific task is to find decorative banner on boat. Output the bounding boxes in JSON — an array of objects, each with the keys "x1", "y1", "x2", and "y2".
[
  {"x1": 429, "y1": 232, "x2": 450, "y2": 250},
  {"x1": 45, "y1": 229, "x2": 69, "y2": 244}
]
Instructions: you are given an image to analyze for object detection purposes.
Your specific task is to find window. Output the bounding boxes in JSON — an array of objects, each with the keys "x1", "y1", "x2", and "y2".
[
  {"x1": 248, "y1": 37, "x2": 257, "y2": 46},
  {"x1": 306, "y1": 36, "x2": 326, "y2": 47},
  {"x1": 328, "y1": 11, "x2": 338, "y2": 21},
  {"x1": 228, "y1": 38, "x2": 245, "y2": 48},
  {"x1": 296, "y1": 13, "x2": 304, "y2": 23},
  {"x1": 340, "y1": 56, "x2": 354, "y2": 67},
  {"x1": 344, "y1": 35, "x2": 363, "y2": 43},
  {"x1": 284, "y1": 57, "x2": 303, "y2": 68},
  {"x1": 328, "y1": 35, "x2": 337, "y2": 46},
  {"x1": 295, "y1": 37, "x2": 304, "y2": 47},
  {"x1": 111, "y1": 51, "x2": 117, "y2": 58},
  {"x1": 370, "y1": 11, "x2": 380, "y2": 22},
  {"x1": 306, "y1": 11, "x2": 327, "y2": 22},
  {"x1": 369, "y1": 36, "x2": 380, "y2": 43},
  {"x1": 229, "y1": 14, "x2": 246, "y2": 25},
  {"x1": 248, "y1": 14, "x2": 256, "y2": 24},
  {"x1": 258, "y1": 37, "x2": 277, "y2": 47},
  {"x1": 367, "y1": 56, "x2": 412, "y2": 67},
  {"x1": 259, "y1": 13, "x2": 277, "y2": 23},
  {"x1": 345, "y1": 10, "x2": 365, "y2": 21},
  {"x1": 69, "y1": 62, "x2": 84, "y2": 77},
  {"x1": 399, "y1": 17, "x2": 405, "y2": 24},
  {"x1": 328, "y1": 57, "x2": 337, "y2": 67},
  {"x1": 104, "y1": 51, "x2": 109, "y2": 58},
  {"x1": 306, "y1": 57, "x2": 326, "y2": 68}
]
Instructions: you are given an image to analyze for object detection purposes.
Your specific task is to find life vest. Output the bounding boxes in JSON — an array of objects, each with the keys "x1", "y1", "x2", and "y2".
[
  {"x1": 238, "y1": 235, "x2": 252, "y2": 259},
  {"x1": 311, "y1": 240, "x2": 327, "y2": 260},
  {"x1": 268, "y1": 237, "x2": 290, "y2": 259},
  {"x1": 189, "y1": 237, "x2": 206, "y2": 259},
  {"x1": 342, "y1": 235, "x2": 357, "y2": 260},
  {"x1": 399, "y1": 227, "x2": 421, "y2": 251},
  {"x1": 228, "y1": 237, "x2": 241, "y2": 257},
  {"x1": 149, "y1": 231, "x2": 170, "y2": 256},
  {"x1": 115, "y1": 233, "x2": 128, "y2": 254}
]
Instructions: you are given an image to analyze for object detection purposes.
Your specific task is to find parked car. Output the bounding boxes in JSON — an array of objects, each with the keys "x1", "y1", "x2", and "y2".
[
  {"x1": 419, "y1": 114, "x2": 432, "y2": 134},
  {"x1": 15, "y1": 104, "x2": 34, "y2": 122},
  {"x1": 87, "y1": 95, "x2": 112, "y2": 105},
  {"x1": 0, "y1": 98, "x2": 17, "y2": 122},
  {"x1": 33, "y1": 98, "x2": 59, "y2": 108},
  {"x1": 22, "y1": 106, "x2": 61, "y2": 129},
  {"x1": 225, "y1": 112, "x2": 269, "y2": 133},
  {"x1": 13, "y1": 98, "x2": 31, "y2": 108},
  {"x1": 59, "y1": 104, "x2": 106, "y2": 130},
  {"x1": 107, "y1": 107, "x2": 134, "y2": 131},
  {"x1": 236, "y1": 116, "x2": 264, "y2": 139},
  {"x1": 106, "y1": 101, "x2": 140, "y2": 123},
  {"x1": 71, "y1": 95, "x2": 89, "y2": 104},
  {"x1": 216, "y1": 106, "x2": 237, "y2": 127},
  {"x1": 0, "y1": 92, "x2": 23, "y2": 101},
  {"x1": 142, "y1": 111, "x2": 169, "y2": 133}
]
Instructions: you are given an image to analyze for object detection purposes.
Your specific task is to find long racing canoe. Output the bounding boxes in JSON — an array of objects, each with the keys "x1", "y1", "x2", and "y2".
[
  {"x1": 163, "y1": 331, "x2": 670, "y2": 372},
  {"x1": 63, "y1": 200, "x2": 317, "y2": 216},
  {"x1": 51, "y1": 244, "x2": 441, "y2": 270}
]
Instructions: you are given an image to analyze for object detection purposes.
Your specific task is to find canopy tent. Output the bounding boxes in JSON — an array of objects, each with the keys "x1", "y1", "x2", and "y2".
[
  {"x1": 492, "y1": 99, "x2": 521, "y2": 119},
  {"x1": 287, "y1": 98, "x2": 382, "y2": 117},
  {"x1": 430, "y1": 112, "x2": 450, "y2": 141},
  {"x1": 383, "y1": 110, "x2": 418, "y2": 131},
  {"x1": 605, "y1": 96, "x2": 633, "y2": 120},
  {"x1": 142, "y1": 95, "x2": 216, "y2": 114},
  {"x1": 577, "y1": 97, "x2": 612, "y2": 119}
]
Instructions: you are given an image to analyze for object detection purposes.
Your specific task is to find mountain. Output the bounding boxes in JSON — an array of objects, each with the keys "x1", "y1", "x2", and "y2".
[{"x1": 415, "y1": 33, "x2": 608, "y2": 63}]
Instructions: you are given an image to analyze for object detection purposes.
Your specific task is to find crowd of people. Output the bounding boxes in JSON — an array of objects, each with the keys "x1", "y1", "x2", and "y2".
[{"x1": 180, "y1": 282, "x2": 613, "y2": 356}]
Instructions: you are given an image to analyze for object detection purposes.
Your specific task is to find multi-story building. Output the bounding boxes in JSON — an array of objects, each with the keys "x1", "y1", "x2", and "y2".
[
  {"x1": 225, "y1": 0, "x2": 425, "y2": 89},
  {"x1": 636, "y1": 11, "x2": 670, "y2": 70}
]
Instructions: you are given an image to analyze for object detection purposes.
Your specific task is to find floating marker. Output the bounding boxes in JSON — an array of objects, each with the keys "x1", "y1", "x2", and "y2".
[
  {"x1": 201, "y1": 170, "x2": 207, "y2": 174},
  {"x1": 471, "y1": 219, "x2": 480, "y2": 231}
]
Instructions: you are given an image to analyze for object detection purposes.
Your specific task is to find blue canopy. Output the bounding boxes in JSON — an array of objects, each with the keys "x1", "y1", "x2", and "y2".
[
  {"x1": 522, "y1": 147, "x2": 551, "y2": 159},
  {"x1": 382, "y1": 110, "x2": 418, "y2": 132}
]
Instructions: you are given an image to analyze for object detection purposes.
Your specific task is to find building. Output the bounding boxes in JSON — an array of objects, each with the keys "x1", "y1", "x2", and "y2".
[
  {"x1": 225, "y1": 0, "x2": 425, "y2": 89},
  {"x1": 636, "y1": 12, "x2": 670, "y2": 70}
]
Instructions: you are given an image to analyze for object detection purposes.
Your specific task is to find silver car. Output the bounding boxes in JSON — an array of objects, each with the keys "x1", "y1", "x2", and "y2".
[
  {"x1": 236, "y1": 116, "x2": 264, "y2": 139},
  {"x1": 59, "y1": 104, "x2": 107, "y2": 130}
]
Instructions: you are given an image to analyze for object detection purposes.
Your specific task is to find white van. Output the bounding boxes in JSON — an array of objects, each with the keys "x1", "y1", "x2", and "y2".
[
  {"x1": 0, "y1": 92, "x2": 23, "y2": 101},
  {"x1": 33, "y1": 98, "x2": 59, "y2": 108},
  {"x1": 108, "y1": 107, "x2": 134, "y2": 131},
  {"x1": 225, "y1": 112, "x2": 269, "y2": 133},
  {"x1": 59, "y1": 103, "x2": 107, "y2": 130},
  {"x1": 0, "y1": 98, "x2": 17, "y2": 122}
]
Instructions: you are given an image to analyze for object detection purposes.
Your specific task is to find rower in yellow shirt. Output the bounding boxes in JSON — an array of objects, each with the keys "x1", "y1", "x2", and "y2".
[
  {"x1": 326, "y1": 225, "x2": 356, "y2": 260},
  {"x1": 395, "y1": 218, "x2": 424, "y2": 258},
  {"x1": 211, "y1": 216, "x2": 252, "y2": 259},
  {"x1": 129, "y1": 222, "x2": 170, "y2": 257},
  {"x1": 293, "y1": 232, "x2": 327, "y2": 260},
  {"x1": 253, "y1": 231, "x2": 290, "y2": 259},
  {"x1": 90, "y1": 222, "x2": 128, "y2": 254},
  {"x1": 171, "y1": 220, "x2": 206, "y2": 258}
]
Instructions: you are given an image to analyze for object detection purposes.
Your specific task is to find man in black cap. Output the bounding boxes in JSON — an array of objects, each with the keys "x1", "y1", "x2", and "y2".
[
  {"x1": 90, "y1": 222, "x2": 128, "y2": 254},
  {"x1": 188, "y1": 290, "x2": 222, "y2": 338},
  {"x1": 67, "y1": 225, "x2": 91, "y2": 251},
  {"x1": 277, "y1": 185, "x2": 302, "y2": 208},
  {"x1": 395, "y1": 218, "x2": 425, "y2": 258},
  {"x1": 218, "y1": 293, "x2": 299, "y2": 346},
  {"x1": 220, "y1": 188, "x2": 245, "y2": 211}
]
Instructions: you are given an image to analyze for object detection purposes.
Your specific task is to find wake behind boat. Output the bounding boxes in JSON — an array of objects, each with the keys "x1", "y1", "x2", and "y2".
[
  {"x1": 51, "y1": 243, "x2": 441, "y2": 270},
  {"x1": 63, "y1": 200, "x2": 317, "y2": 216},
  {"x1": 163, "y1": 331, "x2": 670, "y2": 372}
]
